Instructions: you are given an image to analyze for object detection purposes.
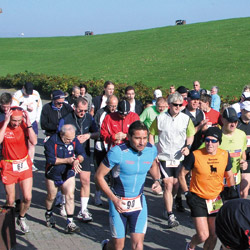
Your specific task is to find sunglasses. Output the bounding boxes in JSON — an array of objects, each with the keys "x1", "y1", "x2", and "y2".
[
  {"x1": 172, "y1": 103, "x2": 183, "y2": 107},
  {"x1": 205, "y1": 138, "x2": 218, "y2": 143},
  {"x1": 54, "y1": 101, "x2": 64, "y2": 105},
  {"x1": 10, "y1": 107, "x2": 23, "y2": 111}
]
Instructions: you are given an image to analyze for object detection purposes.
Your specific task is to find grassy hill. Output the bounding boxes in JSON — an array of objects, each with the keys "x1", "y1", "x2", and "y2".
[{"x1": 0, "y1": 17, "x2": 250, "y2": 96}]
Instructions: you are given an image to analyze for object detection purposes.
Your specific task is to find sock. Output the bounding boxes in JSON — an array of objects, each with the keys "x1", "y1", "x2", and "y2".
[
  {"x1": 168, "y1": 212, "x2": 173, "y2": 217},
  {"x1": 81, "y1": 197, "x2": 89, "y2": 212},
  {"x1": 46, "y1": 208, "x2": 53, "y2": 215}
]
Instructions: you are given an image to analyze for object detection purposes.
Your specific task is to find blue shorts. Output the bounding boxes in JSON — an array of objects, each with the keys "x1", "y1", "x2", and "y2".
[
  {"x1": 109, "y1": 194, "x2": 147, "y2": 239},
  {"x1": 32, "y1": 121, "x2": 38, "y2": 135}
]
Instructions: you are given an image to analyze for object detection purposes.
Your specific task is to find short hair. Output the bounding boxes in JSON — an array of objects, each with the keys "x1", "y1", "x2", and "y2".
[
  {"x1": 104, "y1": 81, "x2": 114, "y2": 89},
  {"x1": 74, "y1": 96, "x2": 88, "y2": 107},
  {"x1": 243, "y1": 85, "x2": 250, "y2": 92},
  {"x1": 200, "y1": 94, "x2": 212, "y2": 106},
  {"x1": 168, "y1": 92, "x2": 183, "y2": 104},
  {"x1": 156, "y1": 97, "x2": 167, "y2": 106},
  {"x1": 60, "y1": 124, "x2": 76, "y2": 135},
  {"x1": 79, "y1": 84, "x2": 88, "y2": 93},
  {"x1": 107, "y1": 95, "x2": 118, "y2": 104},
  {"x1": 211, "y1": 86, "x2": 219, "y2": 93},
  {"x1": 125, "y1": 86, "x2": 135, "y2": 94},
  {"x1": 128, "y1": 121, "x2": 148, "y2": 137},
  {"x1": 0, "y1": 92, "x2": 12, "y2": 105},
  {"x1": 72, "y1": 86, "x2": 80, "y2": 92}
]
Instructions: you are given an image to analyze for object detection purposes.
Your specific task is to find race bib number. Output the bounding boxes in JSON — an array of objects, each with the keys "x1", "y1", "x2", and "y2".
[
  {"x1": 121, "y1": 195, "x2": 142, "y2": 213},
  {"x1": 223, "y1": 172, "x2": 240, "y2": 186},
  {"x1": 12, "y1": 159, "x2": 29, "y2": 172},
  {"x1": 165, "y1": 160, "x2": 180, "y2": 168},
  {"x1": 205, "y1": 195, "x2": 223, "y2": 214}
]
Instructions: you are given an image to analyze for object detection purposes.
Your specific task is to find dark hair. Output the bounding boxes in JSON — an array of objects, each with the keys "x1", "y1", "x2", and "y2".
[
  {"x1": 128, "y1": 121, "x2": 148, "y2": 137},
  {"x1": 200, "y1": 94, "x2": 211, "y2": 106},
  {"x1": 125, "y1": 86, "x2": 135, "y2": 94},
  {"x1": 104, "y1": 81, "x2": 114, "y2": 89},
  {"x1": 79, "y1": 84, "x2": 88, "y2": 93},
  {"x1": 73, "y1": 96, "x2": 88, "y2": 107},
  {"x1": 0, "y1": 92, "x2": 12, "y2": 105}
]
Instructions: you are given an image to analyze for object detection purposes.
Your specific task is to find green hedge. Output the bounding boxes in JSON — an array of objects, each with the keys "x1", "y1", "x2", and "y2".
[{"x1": 0, "y1": 71, "x2": 238, "y2": 105}]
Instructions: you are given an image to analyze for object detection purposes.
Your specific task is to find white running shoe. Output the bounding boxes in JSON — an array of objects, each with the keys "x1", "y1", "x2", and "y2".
[
  {"x1": 168, "y1": 214, "x2": 179, "y2": 228},
  {"x1": 17, "y1": 217, "x2": 30, "y2": 233},
  {"x1": 65, "y1": 221, "x2": 80, "y2": 234},
  {"x1": 77, "y1": 209, "x2": 93, "y2": 222}
]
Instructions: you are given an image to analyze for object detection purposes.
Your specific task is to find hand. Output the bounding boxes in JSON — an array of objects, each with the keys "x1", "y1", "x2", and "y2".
[
  {"x1": 113, "y1": 197, "x2": 126, "y2": 213},
  {"x1": 4, "y1": 110, "x2": 12, "y2": 124},
  {"x1": 181, "y1": 147, "x2": 190, "y2": 156},
  {"x1": 152, "y1": 181, "x2": 162, "y2": 194},
  {"x1": 72, "y1": 160, "x2": 82, "y2": 173},
  {"x1": 115, "y1": 132, "x2": 126, "y2": 141},
  {"x1": 240, "y1": 159, "x2": 248, "y2": 171},
  {"x1": 67, "y1": 157, "x2": 75, "y2": 165},
  {"x1": 23, "y1": 110, "x2": 31, "y2": 125},
  {"x1": 77, "y1": 134, "x2": 90, "y2": 144}
]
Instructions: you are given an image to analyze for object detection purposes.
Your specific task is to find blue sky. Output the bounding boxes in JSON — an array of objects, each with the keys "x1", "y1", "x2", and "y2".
[{"x1": 0, "y1": 0, "x2": 249, "y2": 37}]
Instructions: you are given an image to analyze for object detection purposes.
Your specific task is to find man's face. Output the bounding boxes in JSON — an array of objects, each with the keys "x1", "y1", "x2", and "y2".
[
  {"x1": 80, "y1": 87, "x2": 86, "y2": 96},
  {"x1": 10, "y1": 115, "x2": 22, "y2": 128},
  {"x1": 125, "y1": 90, "x2": 135, "y2": 101},
  {"x1": 205, "y1": 136, "x2": 219, "y2": 155},
  {"x1": 210, "y1": 88, "x2": 217, "y2": 95},
  {"x1": 199, "y1": 100, "x2": 208, "y2": 111},
  {"x1": 169, "y1": 86, "x2": 175, "y2": 94},
  {"x1": 188, "y1": 99, "x2": 200, "y2": 110},
  {"x1": 129, "y1": 129, "x2": 148, "y2": 152},
  {"x1": 61, "y1": 130, "x2": 75, "y2": 145},
  {"x1": 156, "y1": 101, "x2": 168, "y2": 113},
  {"x1": 72, "y1": 89, "x2": 80, "y2": 98},
  {"x1": 223, "y1": 119, "x2": 238, "y2": 133},
  {"x1": 74, "y1": 102, "x2": 88, "y2": 118},
  {"x1": 193, "y1": 81, "x2": 200, "y2": 91},
  {"x1": 53, "y1": 98, "x2": 65, "y2": 108},
  {"x1": 241, "y1": 109, "x2": 250, "y2": 121},
  {"x1": 169, "y1": 101, "x2": 182, "y2": 116},
  {"x1": 107, "y1": 98, "x2": 118, "y2": 113},
  {"x1": 104, "y1": 84, "x2": 114, "y2": 97},
  {"x1": 0, "y1": 103, "x2": 11, "y2": 114}
]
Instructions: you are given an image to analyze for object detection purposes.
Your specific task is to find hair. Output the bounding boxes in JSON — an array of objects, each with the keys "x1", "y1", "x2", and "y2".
[
  {"x1": 200, "y1": 94, "x2": 212, "y2": 106},
  {"x1": 168, "y1": 92, "x2": 183, "y2": 104},
  {"x1": 156, "y1": 97, "x2": 167, "y2": 105},
  {"x1": 104, "y1": 81, "x2": 114, "y2": 89},
  {"x1": 72, "y1": 86, "x2": 80, "y2": 92},
  {"x1": 125, "y1": 86, "x2": 135, "y2": 94},
  {"x1": 73, "y1": 96, "x2": 88, "y2": 107},
  {"x1": 243, "y1": 85, "x2": 250, "y2": 92},
  {"x1": 60, "y1": 124, "x2": 76, "y2": 135},
  {"x1": 107, "y1": 95, "x2": 118, "y2": 104},
  {"x1": 79, "y1": 84, "x2": 88, "y2": 93},
  {"x1": 211, "y1": 86, "x2": 219, "y2": 93},
  {"x1": 128, "y1": 121, "x2": 148, "y2": 137},
  {"x1": 220, "y1": 103, "x2": 231, "y2": 114},
  {"x1": 0, "y1": 92, "x2": 12, "y2": 105}
]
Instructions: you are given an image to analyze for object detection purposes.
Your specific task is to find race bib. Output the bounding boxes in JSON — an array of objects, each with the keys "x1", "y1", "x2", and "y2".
[
  {"x1": 12, "y1": 159, "x2": 29, "y2": 172},
  {"x1": 121, "y1": 195, "x2": 142, "y2": 213},
  {"x1": 223, "y1": 172, "x2": 240, "y2": 186},
  {"x1": 206, "y1": 195, "x2": 223, "y2": 214},
  {"x1": 165, "y1": 160, "x2": 180, "y2": 168}
]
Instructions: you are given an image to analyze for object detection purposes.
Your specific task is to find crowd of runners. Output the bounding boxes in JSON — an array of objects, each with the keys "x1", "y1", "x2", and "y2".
[{"x1": 0, "y1": 80, "x2": 250, "y2": 250}]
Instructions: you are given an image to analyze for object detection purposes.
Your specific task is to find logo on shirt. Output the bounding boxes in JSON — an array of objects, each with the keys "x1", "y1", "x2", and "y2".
[
  {"x1": 5, "y1": 131, "x2": 15, "y2": 139},
  {"x1": 67, "y1": 145, "x2": 73, "y2": 151},
  {"x1": 126, "y1": 160, "x2": 135, "y2": 164}
]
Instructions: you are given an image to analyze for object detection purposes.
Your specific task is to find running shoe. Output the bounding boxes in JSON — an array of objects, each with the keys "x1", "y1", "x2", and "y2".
[
  {"x1": 65, "y1": 221, "x2": 80, "y2": 234},
  {"x1": 185, "y1": 242, "x2": 195, "y2": 250},
  {"x1": 95, "y1": 191, "x2": 103, "y2": 206},
  {"x1": 168, "y1": 214, "x2": 179, "y2": 228},
  {"x1": 175, "y1": 196, "x2": 185, "y2": 212},
  {"x1": 60, "y1": 204, "x2": 67, "y2": 217},
  {"x1": 16, "y1": 216, "x2": 30, "y2": 233},
  {"x1": 101, "y1": 239, "x2": 110, "y2": 250},
  {"x1": 77, "y1": 209, "x2": 93, "y2": 222},
  {"x1": 45, "y1": 213, "x2": 56, "y2": 228}
]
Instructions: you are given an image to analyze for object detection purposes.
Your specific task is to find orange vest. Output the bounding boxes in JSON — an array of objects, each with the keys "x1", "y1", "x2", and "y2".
[{"x1": 190, "y1": 148, "x2": 229, "y2": 200}]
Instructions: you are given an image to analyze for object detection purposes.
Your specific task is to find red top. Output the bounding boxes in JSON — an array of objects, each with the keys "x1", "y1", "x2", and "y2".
[{"x1": 204, "y1": 108, "x2": 221, "y2": 127}]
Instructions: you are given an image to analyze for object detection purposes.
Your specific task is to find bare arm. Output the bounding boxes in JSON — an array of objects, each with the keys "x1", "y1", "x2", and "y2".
[
  {"x1": 149, "y1": 159, "x2": 162, "y2": 193},
  {"x1": 149, "y1": 133, "x2": 155, "y2": 145},
  {"x1": 224, "y1": 170, "x2": 236, "y2": 187},
  {"x1": 178, "y1": 166, "x2": 190, "y2": 193}
]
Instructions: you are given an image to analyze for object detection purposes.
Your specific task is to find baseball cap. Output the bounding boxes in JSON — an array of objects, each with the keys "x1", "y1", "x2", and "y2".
[
  {"x1": 52, "y1": 90, "x2": 66, "y2": 100},
  {"x1": 223, "y1": 107, "x2": 238, "y2": 122},
  {"x1": 241, "y1": 101, "x2": 250, "y2": 111},
  {"x1": 242, "y1": 91, "x2": 250, "y2": 99},
  {"x1": 188, "y1": 90, "x2": 200, "y2": 100},
  {"x1": 24, "y1": 82, "x2": 33, "y2": 95},
  {"x1": 118, "y1": 100, "x2": 130, "y2": 115},
  {"x1": 204, "y1": 127, "x2": 222, "y2": 144},
  {"x1": 154, "y1": 89, "x2": 162, "y2": 98}
]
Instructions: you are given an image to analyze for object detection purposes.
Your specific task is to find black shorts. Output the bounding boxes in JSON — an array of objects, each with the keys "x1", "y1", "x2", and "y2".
[
  {"x1": 80, "y1": 155, "x2": 91, "y2": 172},
  {"x1": 94, "y1": 148, "x2": 107, "y2": 169},
  {"x1": 159, "y1": 160, "x2": 180, "y2": 179},
  {"x1": 187, "y1": 193, "x2": 217, "y2": 217}
]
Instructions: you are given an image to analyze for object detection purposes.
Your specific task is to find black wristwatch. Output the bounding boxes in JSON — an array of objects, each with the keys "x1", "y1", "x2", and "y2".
[
  {"x1": 185, "y1": 145, "x2": 191, "y2": 150},
  {"x1": 154, "y1": 179, "x2": 161, "y2": 184}
]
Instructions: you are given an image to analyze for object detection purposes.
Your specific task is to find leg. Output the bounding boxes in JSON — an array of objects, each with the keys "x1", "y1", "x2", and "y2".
[
  {"x1": 104, "y1": 238, "x2": 125, "y2": 250},
  {"x1": 189, "y1": 217, "x2": 209, "y2": 249},
  {"x1": 240, "y1": 173, "x2": 250, "y2": 198},
  {"x1": 61, "y1": 177, "x2": 75, "y2": 215},
  {"x1": 203, "y1": 216, "x2": 217, "y2": 250},
  {"x1": 163, "y1": 177, "x2": 174, "y2": 213},
  {"x1": 130, "y1": 233, "x2": 145, "y2": 250},
  {"x1": 5, "y1": 183, "x2": 16, "y2": 206},
  {"x1": 19, "y1": 177, "x2": 33, "y2": 217},
  {"x1": 45, "y1": 179, "x2": 58, "y2": 210}
]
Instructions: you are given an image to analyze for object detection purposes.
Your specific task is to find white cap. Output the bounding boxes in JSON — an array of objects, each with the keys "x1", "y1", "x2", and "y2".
[
  {"x1": 241, "y1": 101, "x2": 250, "y2": 111},
  {"x1": 242, "y1": 92, "x2": 250, "y2": 99},
  {"x1": 154, "y1": 89, "x2": 162, "y2": 98}
]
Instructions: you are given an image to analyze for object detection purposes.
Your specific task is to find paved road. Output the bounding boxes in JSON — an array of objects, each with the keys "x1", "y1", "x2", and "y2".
[{"x1": 0, "y1": 88, "x2": 223, "y2": 250}]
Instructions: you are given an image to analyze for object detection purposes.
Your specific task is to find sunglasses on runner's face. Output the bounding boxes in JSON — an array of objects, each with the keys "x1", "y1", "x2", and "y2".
[
  {"x1": 54, "y1": 101, "x2": 64, "y2": 105},
  {"x1": 205, "y1": 138, "x2": 218, "y2": 143},
  {"x1": 10, "y1": 107, "x2": 23, "y2": 111},
  {"x1": 172, "y1": 103, "x2": 183, "y2": 107}
]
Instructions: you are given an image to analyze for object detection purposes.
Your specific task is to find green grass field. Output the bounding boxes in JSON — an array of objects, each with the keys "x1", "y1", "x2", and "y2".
[{"x1": 0, "y1": 17, "x2": 250, "y2": 96}]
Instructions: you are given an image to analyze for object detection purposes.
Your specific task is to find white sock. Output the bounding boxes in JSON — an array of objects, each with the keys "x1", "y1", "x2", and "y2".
[{"x1": 81, "y1": 197, "x2": 89, "y2": 212}]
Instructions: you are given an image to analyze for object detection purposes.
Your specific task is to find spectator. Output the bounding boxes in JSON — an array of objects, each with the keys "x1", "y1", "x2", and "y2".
[
  {"x1": 169, "y1": 85, "x2": 176, "y2": 94},
  {"x1": 79, "y1": 84, "x2": 92, "y2": 113},
  {"x1": 65, "y1": 86, "x2": 80, "y2": 106},
  {"x1": 176, "y1": 86, "x2": 188, "y2": 108},
  {"x1": 125, "y1": 86, "x2": 144, "y2": 115},
  {"x1": 210, "y1": 86, "x2": 221, "y2": 112},
  {"x1": 0, "y1": 92, "x2": 12, "y2": 122},
  {"x1": 152, "y1": 89, "x2": 162, "y2": 106},
  {"x1": 193, "y1": 81, "x2": 201, "y2": 93}
]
